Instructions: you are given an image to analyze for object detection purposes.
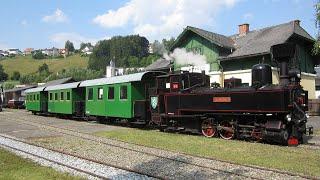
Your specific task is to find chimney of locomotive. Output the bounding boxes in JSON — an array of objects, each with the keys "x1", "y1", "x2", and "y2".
[{"x1": 271, "y1": 43, "x2": 296, "y2": 86}]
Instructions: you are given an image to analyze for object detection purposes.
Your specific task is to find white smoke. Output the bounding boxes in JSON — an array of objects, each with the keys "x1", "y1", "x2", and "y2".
[{"x1": 163, "y1": 48, "x2": 207, "y2": 67}]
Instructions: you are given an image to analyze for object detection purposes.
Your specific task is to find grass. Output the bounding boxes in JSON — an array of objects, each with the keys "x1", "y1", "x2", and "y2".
[
  {"x1": 0, "y1": 55, "x2": 88, "y2": 76},
  {"x1": 95, "y1": 128, "x2": 320, "y2": 177},
  {"x1": 0, "y1": 148, "x2": 83, "y2": 180}
]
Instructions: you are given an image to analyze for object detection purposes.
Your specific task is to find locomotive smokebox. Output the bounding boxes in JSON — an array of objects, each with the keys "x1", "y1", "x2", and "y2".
[
  {"x1": 251, "y1": 64, "x2": 272, "y2": 87},
  {"x1": 271, "y1": 43, "x2": 296, "y2": 86}
]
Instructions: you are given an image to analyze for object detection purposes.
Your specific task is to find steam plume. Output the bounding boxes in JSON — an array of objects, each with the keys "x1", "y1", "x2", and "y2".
[{"x1": 163, "y1": 48, "x2": 207, "y2": 67}]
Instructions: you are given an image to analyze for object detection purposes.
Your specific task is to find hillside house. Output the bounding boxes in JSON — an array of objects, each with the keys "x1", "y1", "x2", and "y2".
[
  {"x1": 42, "y1": 47, "x2": 59, "y2": 56},
  {"x1": 81, "y1": 46, "x2": 93, "y2": 55},
  {"x1": 24, "y1": 48, "x2": 34, "y2": 55},
  {"x1": 8, "y1": 49, "x2": 22, "y2": 55},
  {"x1": 168, "y1": 20, "x2": 318, "y2": 98}
]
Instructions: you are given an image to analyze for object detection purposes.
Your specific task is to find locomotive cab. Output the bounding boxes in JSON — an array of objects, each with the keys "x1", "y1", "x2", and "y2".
[{"x1": 155, "y1": 71, "x2": 210, "y2": 93}]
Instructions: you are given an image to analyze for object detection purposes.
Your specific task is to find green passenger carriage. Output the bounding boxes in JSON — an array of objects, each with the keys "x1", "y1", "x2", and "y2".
[
  {"x1": 80, "y1": 71, "x2": 163, "y2": 123},
  {"x1": 25, "y1": 87, "x2": 48, "y2": 114},
  {"x1": 45, "y1": 82, "x2": 84, "y2": 115}
]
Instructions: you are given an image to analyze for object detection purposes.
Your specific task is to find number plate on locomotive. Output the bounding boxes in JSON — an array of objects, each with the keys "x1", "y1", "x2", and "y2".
[{"x1": 213, "y1": 97, "x2": 231, "y2": 103}]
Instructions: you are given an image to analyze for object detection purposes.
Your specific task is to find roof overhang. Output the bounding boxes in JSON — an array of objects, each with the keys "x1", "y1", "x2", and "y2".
[
  {"x1": 24, "y1": 87, "x2": 46, "y2": 93},
  {"x1": 219, "y1": 52, "x2": 270, "y2": 61},
  {"x1": 44, "y1": 82, "x2": 81, "y2": 91},
  {"x1": 170, "y1": 27, "x2": 234, "y2": 51},
  {"x1": 79, "y1": 71, "x2": 165, "y2": 87}
]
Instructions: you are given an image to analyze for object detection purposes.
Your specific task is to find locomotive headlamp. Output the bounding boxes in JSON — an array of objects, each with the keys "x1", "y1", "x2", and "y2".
[
  {"x1": 306, "y1": 113, "x2": 310, "y2": 119},
  {"x1": 296, "y1": 73, "x2": 301, "y2": 78},
  {"x1": 286, "y1": 114, "x2": 292, "y2": 122}
]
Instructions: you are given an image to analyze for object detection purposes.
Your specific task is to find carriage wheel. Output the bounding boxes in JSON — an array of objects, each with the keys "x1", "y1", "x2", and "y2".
[
  {"x1": 219, "y1": 121, "x2": 235, "y2": 140},
  {"x1": 201, "y1": 119, "x2": 216, "y2": 138}
]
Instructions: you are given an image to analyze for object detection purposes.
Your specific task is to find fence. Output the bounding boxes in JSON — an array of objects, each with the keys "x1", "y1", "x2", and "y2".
[{"x1": 308, "y1": 99, "x2": 320, "y2": 116}]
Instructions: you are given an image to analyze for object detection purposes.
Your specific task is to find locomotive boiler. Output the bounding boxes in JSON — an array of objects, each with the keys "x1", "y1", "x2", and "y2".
[{"x1": 149, "y1": 43, "x2": 312, "y2": 145}]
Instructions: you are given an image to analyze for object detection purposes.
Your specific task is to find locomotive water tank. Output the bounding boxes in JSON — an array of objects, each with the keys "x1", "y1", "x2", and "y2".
[{"x1": 251, "y1": 64, "x2": 272, "y2": 87}]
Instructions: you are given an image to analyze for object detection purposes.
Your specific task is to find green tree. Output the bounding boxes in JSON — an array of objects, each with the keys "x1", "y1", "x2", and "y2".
[
  {"x1": 65, "y1": 40, "x2": 75, "y2": 52},
  {"x1": 151, "y1": 40, "x2": 165, "y2": 55},
  {"x1": 3, "y1": 83, "x2": 15, "y2": 90},
  {"x1": 32, "y1": 50, "x2": 45, "y2": 59},
  {"x1": 38, "y1": 63, "x2": 49, "y2": 75},
  {"x1": 162, "y1": 37, "x2": 175, "y2": 51},
  {"x1": 0, "y1": 64, "x2": 8, "y2": 81},
  {"x1": 88, "y1": 35, "x2": 149, "y2": 71},
  {"x1": 11, "y1": 71, "x2": 21, "y2": 81},
  {"x1": 80, "y1": 42, "x2": 93, "y2": 51},
  {"x1": 314, "y1": 1, "x2": 320, "y2": 55},
  {"x1": 46, "y1": 68, "x2": 103, "y2": 81}
]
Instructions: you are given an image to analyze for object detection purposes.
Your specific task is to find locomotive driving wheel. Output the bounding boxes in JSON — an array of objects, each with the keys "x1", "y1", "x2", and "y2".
[
  {"x1": 201, "y1": 118, "x2": 216, "y2": 137},
  {"x1": 218, "y1": 121, "x2": 235, "y2": 140}
]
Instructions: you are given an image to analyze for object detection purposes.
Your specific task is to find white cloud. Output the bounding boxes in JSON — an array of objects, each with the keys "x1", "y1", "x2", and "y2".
[
  {"x1": 42, "y1": 9, "x2": 68, "y2": 23},
  {"x1": 93, "y1": 0, "x2": 239, "y2": 41},
  {"x1": 243, "y1": 13, "x2": 253, "y2": 21},
  {"x1": 21, "y1": 20, "x2": 28, "y2": 26},
  {"x1": 49, "y1": 32, "x2": 109, "y2": 48}
]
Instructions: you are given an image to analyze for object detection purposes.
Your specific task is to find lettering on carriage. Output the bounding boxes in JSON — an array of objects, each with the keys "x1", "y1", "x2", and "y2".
[{"x1": 213, "y1": 97, "x2": 231, "y2": 103}]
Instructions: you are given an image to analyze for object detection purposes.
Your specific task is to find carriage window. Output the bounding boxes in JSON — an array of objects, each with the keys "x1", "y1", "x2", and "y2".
[
  {"x1": 33, "y1": 94, "x2": 36, "y2": 101},
  {"x1": 108, "y1": 87, "x2": 114, "y2": 100},
  {"x1": 66, "y1": 92, "x2": 71, "y2": 100},
  {"x1": 88, "y1": 88, "x2": 93, "y2": 100},
  {"x1": 60, "y1": 92, "x2": 64, "y2": 100},
  {"x1": 49, "y1": 93, "x2": 52, "y2": 101},
  {"x1": 55, "y1": 93, "x2": 58, "y2": 101},
  {"x1": 120, "y1": 86, "x2": 127, "y2": 100},
  {"x1": 98, "y1": 88, "x2": 103, "y2": 100},
  {"x1": 37, "y1": 94, "x2": 39, "y2": 100}
]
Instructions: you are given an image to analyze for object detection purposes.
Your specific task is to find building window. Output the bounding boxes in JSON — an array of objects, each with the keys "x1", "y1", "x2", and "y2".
[
  {"x1": 88, "y1": 88, "x2": 93, "y2": 100},
  {"x1": 60, "y1": 92, "x2": 64, "y2": 100},
  {"x1": 55, "y1": 93, "x2": 58, "y2": 101},
  {"x1": 191, "y1": 47, "x2": 203, "y2": 55},
  {"x1": 120, "y1": 86, "x2": 127, "y2": 100},
  {"x1": 108, "y1": 87, "x2": 114, "y2": 100},
  {"x1": 66, "y1": 92, "x2": 71, "y2": 100},
  {"x1": 98, "y1": 88, "x2": 103, "y2": 100},
  {"x1": 49, "y1": 93, "x2": 53, "y2": 101}
]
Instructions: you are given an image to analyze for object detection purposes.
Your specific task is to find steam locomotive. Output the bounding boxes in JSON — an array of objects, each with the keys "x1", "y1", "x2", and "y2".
[{"x1": 149, "y1": 43, "x2": 312, "y2": 146}]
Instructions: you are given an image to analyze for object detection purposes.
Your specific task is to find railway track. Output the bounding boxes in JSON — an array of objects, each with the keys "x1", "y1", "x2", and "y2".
[
  {"x1": 1, "y1": 110, "x2": 317, "y2": 179},
  {"x1": 0, "y1": 134, "x2": 153, "y2": 180}
]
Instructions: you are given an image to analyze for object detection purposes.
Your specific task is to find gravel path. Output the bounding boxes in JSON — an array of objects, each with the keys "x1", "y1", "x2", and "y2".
[
  {"x1": 0, "y1": 133, "x2": 152, "y2": 180},
  {"x1": 0, "y1": 109, "x2": 315, "y2": 179}
]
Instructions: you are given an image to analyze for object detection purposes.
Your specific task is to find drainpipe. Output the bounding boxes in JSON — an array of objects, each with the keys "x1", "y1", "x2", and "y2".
[{"x1": 219, "y1": 63, "x2": 224, "y2": 87}]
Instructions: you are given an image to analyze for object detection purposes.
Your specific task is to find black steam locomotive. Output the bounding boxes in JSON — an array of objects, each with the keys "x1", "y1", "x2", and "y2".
[{"x1": 149, "y1": 43, "x2": 312, "y2": 146}]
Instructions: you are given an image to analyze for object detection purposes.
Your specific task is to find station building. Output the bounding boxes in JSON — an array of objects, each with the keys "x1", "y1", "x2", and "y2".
[{"x1": 169, "y1": 20, "x2": 318, "y2": 98}]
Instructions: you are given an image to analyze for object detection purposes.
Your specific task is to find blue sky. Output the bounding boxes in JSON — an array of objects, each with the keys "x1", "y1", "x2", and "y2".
[{"x1": 0, "y1": 0, "x2": 317, "y2": 50}]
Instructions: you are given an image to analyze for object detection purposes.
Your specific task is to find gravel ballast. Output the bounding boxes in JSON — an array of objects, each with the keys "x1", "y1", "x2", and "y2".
[
  {"x1": 0, "y1": 134, "x2": 152, "y2": 180},
  {"x1": 0, "y1": 109, "x2": 316, "y2": 179}
]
